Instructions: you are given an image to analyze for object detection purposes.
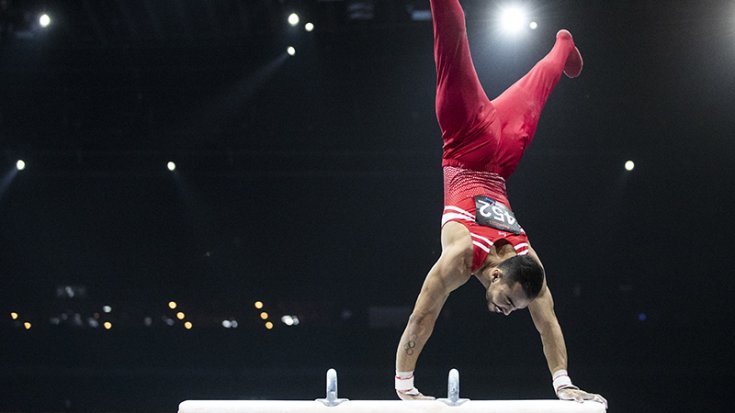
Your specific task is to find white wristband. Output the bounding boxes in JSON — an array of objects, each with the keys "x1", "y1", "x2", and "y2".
[
  {"x1": 552, "y1": 369, "x2": 574, "y2": 393},
  {"x1": 395, "y1": 371, "x2": 415, "y2": 391}
]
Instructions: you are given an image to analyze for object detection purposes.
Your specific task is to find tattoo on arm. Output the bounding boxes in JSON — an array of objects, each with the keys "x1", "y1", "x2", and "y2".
[{"x1": 404, "y1": 335, "x2": 417, "y2": 356}]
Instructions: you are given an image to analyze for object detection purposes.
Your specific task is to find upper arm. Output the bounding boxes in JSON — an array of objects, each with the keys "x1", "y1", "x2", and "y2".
[
  {"x1": 528, "y1": 284, "x2": 557, "y2": 334},
  {"x1": 526, "y1": 246, "x2": 559, "y2": 333},
  {"x1": 412, "y1": 225, "x2": 473, "y2": 318}
]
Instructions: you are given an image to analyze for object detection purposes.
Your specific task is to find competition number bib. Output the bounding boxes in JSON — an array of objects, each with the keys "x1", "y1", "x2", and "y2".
[{"x1": 474, "y1": 196, "x2": 523, "y2": 235}]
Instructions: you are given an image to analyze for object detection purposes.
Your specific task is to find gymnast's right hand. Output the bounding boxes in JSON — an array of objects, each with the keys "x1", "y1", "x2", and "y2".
[{"x1": 396, "y1": 387, "x2": 435, "y2": 401}]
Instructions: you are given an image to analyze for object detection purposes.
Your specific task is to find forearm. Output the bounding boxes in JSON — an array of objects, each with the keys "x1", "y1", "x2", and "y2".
[
  {"x1": 538, "y1": 320, "x2": 569, "y2": 376},
  {"x1": 396, "y1": 313, "x2": 438, "y2": 372}
]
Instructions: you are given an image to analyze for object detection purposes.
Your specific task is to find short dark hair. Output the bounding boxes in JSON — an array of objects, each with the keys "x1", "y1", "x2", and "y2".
[{"x1": 498, "y1": 255, "x2": 545, "y2": 299}]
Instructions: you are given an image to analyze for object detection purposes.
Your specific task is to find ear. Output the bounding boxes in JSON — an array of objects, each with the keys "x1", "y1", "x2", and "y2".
[{"x1": 491, "y1": 268, "x2": 503, "y2": 282}]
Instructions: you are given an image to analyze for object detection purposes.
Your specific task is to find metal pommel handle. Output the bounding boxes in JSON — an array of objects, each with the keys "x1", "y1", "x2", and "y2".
[
  {"x1": 439, "y1": 368, "x2": 469, "y2": 406},
  {"x1": 316, "y1": 368, "x2": 348, "y2": 407}
]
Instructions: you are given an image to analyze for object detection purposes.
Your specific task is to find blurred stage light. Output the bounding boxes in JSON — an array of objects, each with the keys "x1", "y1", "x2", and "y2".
[
  {"x1": 305, "y1": 22, "x2": 314, "y2": 32},
  {"x1": 176, "y1": 311, "x2": 185, "y2": 320},
  {"x1": 288, "y1": 13, "x2": 300, "y2": 26},
  {"x1": 184, "y1": 321, "x2": 193, "y2": 330},
  {"x1": 254, "y1": 301, "x2": 263, "y2": 309},
  {"x1": 287, "y1": 46, "x2": 296, "y2": 56},
  {"x1": 10, "y1": 312, "x2": 18, "y2": 320},
  {"x1": 167, "y1": 161, "x2": 176, "y2": 171},
  {"x1": 347, "y1": 0, "x2": 375, "y2": 20},
  {"x1": 222, "y1": 320, "x2": 232, "y2": 328},
  {"x1": 39, "y1": 14, "x2": 51, "y2": 28},
  {"x1": 102, "y1": 305, "x2": 112, "y2": 313},
  {"x1": 281, "y1": 315, "x2": 300, "y2": 326},
  {"x1": 104, "y1": 321, "x2": 112, "y2": 330},
  {"x1": 499, "y1": 5, "x2": 528, "y2": 35},
  {"x1": 260, "y1": 311, "x2": 269, "y2": 320},
  {"x1": 144, "y1": 317, "x2": 153, "y2": 327},
  {"x1": 16, "y1": 160, "x2": 26, "y2": 171},
  {"x1": 24, "y1": 322, "x2": 32, "y2": 330},
  {"x1": 230, "y1": 320, "x2": 238, "y2": 328},
  {"x1": 88, "y1": 318, "x2": 99, "y2": 328},
  {"x1": 529, "y1": 21, "x2": 538, "y2": 30},
  {"x1": 265, "y1": 321, "x2": 274, "y2": 330},
  {"x1": 168, "y1": 301, "x2": 177, "y2": 309},
  {"x1": 409, "y1": 7, "x2": 432, "y2": 21},
  {"x1": 625, "y1": 160, "x2": 635, "y2": 171}
]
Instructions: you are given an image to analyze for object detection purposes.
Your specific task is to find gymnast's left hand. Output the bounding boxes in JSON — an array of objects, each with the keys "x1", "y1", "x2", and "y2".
[
  {"x1": 557, "y1": 387, "x2": 608, "y2": 408},
  {"x1": 396, "y1": 387, "x2": 435, "y2": 401}
]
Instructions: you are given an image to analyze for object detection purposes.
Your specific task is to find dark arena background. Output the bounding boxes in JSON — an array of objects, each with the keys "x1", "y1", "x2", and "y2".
[{"x1": 1, "y1": 0, "x2": 734, "y2": 412}]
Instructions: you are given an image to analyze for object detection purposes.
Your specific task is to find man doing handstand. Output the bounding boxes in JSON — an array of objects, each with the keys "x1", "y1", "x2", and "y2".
[{"x1": 394, "y1": 0, "x2": 606, "y2": 406}]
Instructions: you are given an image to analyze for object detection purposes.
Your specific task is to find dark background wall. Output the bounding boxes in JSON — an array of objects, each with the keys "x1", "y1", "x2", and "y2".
[{"x1": 1, "y1": 0, "x2": 734, "y2": 412}]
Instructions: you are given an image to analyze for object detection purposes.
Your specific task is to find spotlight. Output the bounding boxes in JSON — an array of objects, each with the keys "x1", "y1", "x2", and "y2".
[
  {"x1": 287, "y1": 46, "x2": 296, "y2": 56},
  {"x1": 281, "y1": 315, "x2": 300, "y2": 326},
  {"x1": 10, "y1": 312, "x2": 18, "y2": 320},
  {"x1": 260, "y1": 311, "x2": 269, "y2": 320},
  {"x1": 499, "y1": 6, "x2": 528, "y2": 35},
  {"x1": 16, "y1": 160, "x2": 26, "y2": 171},
  {"x1": 102, "y1": 305, "x2": 112, "y2": 313},
  {"x1": 529, "y1": 21, "x2": 538, "y2": 30},
  {"x1": 184, "y1": 321, "x2": 193, "y2": 329},
  {"x1": 265, "y1": 321, "x2": 274, "y2": 330},
  {"x1": 625, "y1": 160, "x2": 635, "y2": 171},
  {"x1": 167, "y1": 161, "x2": 176, "y2": 171},
  {"x1": 305, "y1": 22, "x2": 314, "y2": 32},
  {"x1": 176, "y1": 311, "x2": 185, "y2": 320},
  {"x1": 104, "y1": 321, "x2": 112, "y2": 330},
  {"x1": 24, "y1": 322, "x2": 32, "y2": 330},
  {"x1": 39, "y1": 14, "x2": 51, "y2": 28},
  {"x1": 254, "y1": 301, "x2": 263, "y2": 309},
  {"x1": 222, "y1": 320, "x2": 232, "y2": 328},
  {"x1": 288, "y1": 13, "x2": 300, "y2": 26},
  {"x1": 168, "y1": 301, "x2": 177, "y2": 310}
]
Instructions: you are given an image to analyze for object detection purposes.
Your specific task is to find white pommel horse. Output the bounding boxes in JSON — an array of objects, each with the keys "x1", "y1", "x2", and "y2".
[{"x1": 179, "y1": 368, "x2": 607, "y2": 413}]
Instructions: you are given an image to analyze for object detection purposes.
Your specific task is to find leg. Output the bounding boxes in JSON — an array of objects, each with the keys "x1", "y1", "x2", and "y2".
[
  {"x1": 431, "y1": 0, "x2": 496, "y2": 165},
  {"x1": 491, "y1": 30, "x2": 580, "y2": 179}
]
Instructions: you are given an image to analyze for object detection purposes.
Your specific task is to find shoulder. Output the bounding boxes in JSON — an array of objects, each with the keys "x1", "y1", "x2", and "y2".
[
  {"x1": 439, "y1": 222, "x2": 474, "y2": 273},
  {"x1": 441, "y1": 221, "x2": 473, "y2": 253}
]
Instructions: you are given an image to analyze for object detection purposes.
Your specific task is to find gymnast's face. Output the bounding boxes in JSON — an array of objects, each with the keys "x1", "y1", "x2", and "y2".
[{"x1": 485, "y1": 273, "x2": 531, "y2": 316}]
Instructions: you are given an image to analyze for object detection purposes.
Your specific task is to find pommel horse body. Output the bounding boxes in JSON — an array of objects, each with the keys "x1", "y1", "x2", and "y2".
[{"x1": 179, "y1": 369, "x2": 607, "y2": 413}]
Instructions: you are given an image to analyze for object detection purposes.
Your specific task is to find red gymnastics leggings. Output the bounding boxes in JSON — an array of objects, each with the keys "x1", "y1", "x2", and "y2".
[{"x1": 431, "y1": 0, "x2": 576, "y2": 179}]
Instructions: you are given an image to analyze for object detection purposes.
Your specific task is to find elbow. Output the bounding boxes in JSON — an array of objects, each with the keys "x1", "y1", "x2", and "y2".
[
  {"x1": 408, "y1": 311, "x2": 428, "y2": 326},
  {"x1": 407, "y1": 311, "x2": 437, "y2": 334},
  {"x1": 536, "y1": 319, "x2": 561, "y2": 337}
]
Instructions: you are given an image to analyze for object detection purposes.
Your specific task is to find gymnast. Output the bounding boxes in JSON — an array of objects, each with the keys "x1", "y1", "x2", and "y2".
[{"x1": 394, "y1": 0, "x2": 606, "y2": 407}]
